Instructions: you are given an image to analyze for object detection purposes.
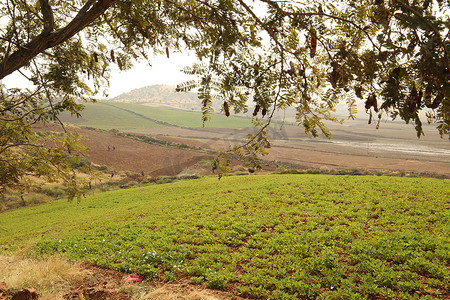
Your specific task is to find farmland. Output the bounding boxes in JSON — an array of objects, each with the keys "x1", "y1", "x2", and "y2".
[
  {"x1": 59, "y1": 101, "x2": 253, "y2": 129},
  {"x1": 1, "y1": 175, "x2": 448, "y2": 299},
  {"x1": 55, "y1": 100, "x2": 450, "y2": 177}
]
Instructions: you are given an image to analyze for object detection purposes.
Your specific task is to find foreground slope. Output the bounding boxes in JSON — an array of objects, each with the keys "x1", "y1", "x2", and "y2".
[{"x1": 0, "y1": 175, "x2": 448, "y2": 299}]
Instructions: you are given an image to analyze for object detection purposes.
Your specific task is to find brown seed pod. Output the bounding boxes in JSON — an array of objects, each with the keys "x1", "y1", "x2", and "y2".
[
  {"x1": 365, "y1": 94, "x2": 373, "y2": 110},
  {"x1": 429, "y1": 93, "x2": 443, "y2": 109},
  {"x1": 166, "y1": 47, "x2": 169, "y2": 58},
  {"x1": 417, "y1": 90, "x2": 423, "y2": 108},
  {"x1": 261, "y1": 107, "x2": 267, "y2": 117},
  {"x1": 408, "y1": 85, "x2": 418, "y2": 112},
  {"x1": 392, "y1": 67, "x2": 401, "y2": 77},
  {"x1": 117, "y1": 57, "x2": 122, "y2": 70},
  {"x1": 110, "y1": 49, "x2": 115, "y2": 62},
  {"x1": 355, "y1": 85, "x2": 363, "y2": 99},
  {"x1": 310, "y1": 34, "x2": 317, "y2": 58},
  {"x1": 253, "y1": 104, "x2": 260, "y2": 116},
  {"x1": 223, "y1": 101, "x2": 230, "y2": 117},
  {"x1": 424, "y1": 84, "x2": 432, "y2": 105},
  {"x1": 372, "y1": 94, "x2": 378, "y2": 112},
  {"x1": 330, "y1": 65, "x2": 341, "y2": 88},
  {"x1": 93, "y1": 52, "x2": 99, "y2": 63}
]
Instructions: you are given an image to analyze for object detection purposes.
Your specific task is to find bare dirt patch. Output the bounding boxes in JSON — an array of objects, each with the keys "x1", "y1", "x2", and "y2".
[
  {"x1": 34, "y1": 124, "x2": 214, "y2": 177},
  {"x1": 129, "y1": 122, "x2": 450, "y2": 177}
]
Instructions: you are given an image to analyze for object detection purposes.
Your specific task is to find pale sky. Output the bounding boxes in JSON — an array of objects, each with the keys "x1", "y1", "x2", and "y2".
[
  {"x1": 105, "y1": 51, "x2": 194, "y2": 98},
  {"x1": 2, "y1": 51, "x2": 195, "y2": 98}
]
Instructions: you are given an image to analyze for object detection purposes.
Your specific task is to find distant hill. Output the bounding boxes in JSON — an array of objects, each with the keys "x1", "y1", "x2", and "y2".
[{"x1": 109, "y1": 84, "x2": 202, "y2": 111}]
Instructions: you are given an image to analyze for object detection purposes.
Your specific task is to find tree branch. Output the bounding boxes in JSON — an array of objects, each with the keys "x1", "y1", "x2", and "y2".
[
  {"x1": 395, "y1": 0, "x2": 449, "y2": 68},
  {"x1": 39, "y1": 0, "x2": 54, "y2": 34},
  {"x1": 0, "y1": 0, "x2": 117, "y2": 80}
]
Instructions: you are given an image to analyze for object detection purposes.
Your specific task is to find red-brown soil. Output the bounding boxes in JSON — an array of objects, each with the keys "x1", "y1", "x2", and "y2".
[
  {"x1": 127, "y1": 121, "x2": 450, "y2": 177},
  {"x1": 65, "y1": 264, "x2": 250, "y2": 300},
  {"x1": 34, "y1": 124, "x2": 214, "y2": 177},
  {"x1": 0, "y1": 263, "x2": 248, "y2": 300}
]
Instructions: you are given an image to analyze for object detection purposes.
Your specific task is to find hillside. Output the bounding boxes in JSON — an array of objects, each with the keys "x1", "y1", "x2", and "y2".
[
  {"x1": 58, "y1": 101, "x2": 253, "y2": 129},
  {"x1": 1, "y1": 175, "x2": 448, "y2": 299},
  {"x1": 109, "y1": 84, "x2": 201, "y2": 110}
]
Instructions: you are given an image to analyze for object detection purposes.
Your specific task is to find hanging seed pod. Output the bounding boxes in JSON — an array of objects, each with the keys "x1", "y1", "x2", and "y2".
[
  {"x1": 372, "y1": 94, "x2": 379, "y2": 112},
  {"x1": 355, "y1": 85, "x2": 363, "y2": 99},
  {"x1": 408, "y1": 85, "x2": 418, "y2": 112},
  {"x1": 310, "y1": 30, "x2": 317, "y2": 58},
  {"x1": 428, "y1": 93, "x2": 443, "y2": 109},
  {"x1": 117, "y1": 57, "x2": 123, "y2": 70},
  {"x1": 376, "y1": 113, "x2": 382, "y2": 129},
  {"x1": 261, "y1": 107, "x2": 267, "y2": 117},
  {"x1": 365, "y1": 94, "x2": 373, "y2": 110},
  {"x1": 93, "y1": 52, "x2": 99, "y2": 63},
  {"x1": 223, "y1": 101, "x2": 230, "y2": 117},
  {"x1": 166, "y1": 47, "x2": 169, "y2": 58},
  {"x1": 424, "y1": 84, "x2": 432, "y2": 105},
  {"x1": 202, "y1": 99, "x2": 209, "y2": 108},
  {"x1": 417, "y1": 90, "x2": 423, "y2": 108},
  {"x1": 392, "y1": 67, "x2": 401, "y2": 77},
  {"x1": 253, "y1": 104, "x2": 260, "y2": 116},
  {"x1": 110, "y1": 49, "x2": 115, "y2": 62},
  {"x1": 330, "y1": 64, "x2": 340, "y2": 88}
]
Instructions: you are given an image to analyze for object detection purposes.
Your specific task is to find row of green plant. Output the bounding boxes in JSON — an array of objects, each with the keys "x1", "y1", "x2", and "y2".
[
  {"x1": 112, "y1": 130, "x2": 212, "y2": 154},
  {"x1": 105, "y1": 102, "x2": 253, "y2": 128},
  {"x1": 1, "y1": 175, "x2": 448, "y2": 299},
  {"x1": 274, "y1": 166, "x2": 450, "y2": 180},
  {"x1": 60, "y1": 101, "x2": 254, "y2": 130},
  {"x1": 59, "y1": 102, "x2": 163, "y2": 130}
]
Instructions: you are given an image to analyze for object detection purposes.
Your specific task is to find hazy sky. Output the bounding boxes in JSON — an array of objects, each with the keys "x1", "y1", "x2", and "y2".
[
  {"x1": 106, "y1": 51, "x2": 194, "y2": 98},
  {"x1": 2, "y1": 51, "x2": 195, "y2": 98}
]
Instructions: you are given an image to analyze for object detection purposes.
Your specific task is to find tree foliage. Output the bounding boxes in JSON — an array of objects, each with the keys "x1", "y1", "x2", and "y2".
[{"x1": 0, "y1": 0, "x2": 449, "y2": 191}]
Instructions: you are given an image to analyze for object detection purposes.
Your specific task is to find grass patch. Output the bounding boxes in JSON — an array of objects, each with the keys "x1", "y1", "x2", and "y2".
[
  {"x1": 0, "y1": 255, "x2": 86, "y2": 298},
  {"x1": 0, "y1": 175, "x2": 448, "y2": 299}
]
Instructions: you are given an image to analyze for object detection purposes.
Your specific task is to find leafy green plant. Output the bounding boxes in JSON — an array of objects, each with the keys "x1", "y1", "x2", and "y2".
[{"x1": 0, "y1": 175, "x2": 448, "y2": 299}]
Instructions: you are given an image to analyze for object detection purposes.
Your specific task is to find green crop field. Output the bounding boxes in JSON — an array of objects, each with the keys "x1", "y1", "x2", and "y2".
[
  {"x1": 60, "y1": 101, "x2": 253, "y2": 129},
  {"x1": 58, "y1": 101, "x2": 163, "y2": 130},
  {"x1": 105, "y1": 102, "x2": 253, "y2": 128},
  {"x1": 0, "y1": 175, "x2": 448, "y2": 299}
]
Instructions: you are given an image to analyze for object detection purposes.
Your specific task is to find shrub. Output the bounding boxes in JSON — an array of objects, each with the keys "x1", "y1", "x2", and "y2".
[{"x1": 41, "y1": 185, "x2": 67, "y2": 198}]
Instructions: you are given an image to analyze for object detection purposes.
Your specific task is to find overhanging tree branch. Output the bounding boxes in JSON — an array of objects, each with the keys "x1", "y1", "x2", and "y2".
[
  {"x1": 39, "y1": 0, "x2": 54, "y2": 34},
  {"x1": 0, "y1": 0, "x2": 116, "y2": 80}
]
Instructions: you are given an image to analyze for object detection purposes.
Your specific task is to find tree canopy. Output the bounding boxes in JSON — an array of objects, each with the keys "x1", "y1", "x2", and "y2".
[{"x1": 0, "y1": 0, "x2": 449, "y2": 193}]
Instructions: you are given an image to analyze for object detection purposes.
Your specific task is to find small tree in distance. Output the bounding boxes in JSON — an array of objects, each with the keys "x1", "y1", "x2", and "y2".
[{"x1": 0, "y1": 0, "x2": 448, "y2": 193}]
